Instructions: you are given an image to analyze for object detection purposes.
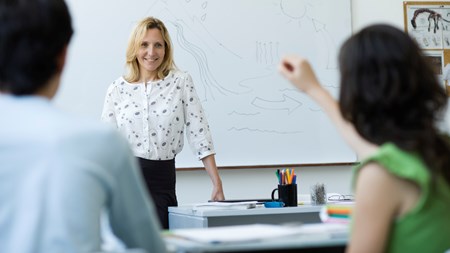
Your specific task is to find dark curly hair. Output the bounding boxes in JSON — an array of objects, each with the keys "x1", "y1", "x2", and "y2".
[
  {"x1": 0, "y1": 0, "x2": 73, "y2": 95},
  {"x1": 338, "y1": 24, "x2": 450, "y2": 184}
]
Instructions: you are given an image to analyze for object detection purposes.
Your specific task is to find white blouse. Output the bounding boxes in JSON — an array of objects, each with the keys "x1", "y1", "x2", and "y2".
[{"x1": 101, "y1": 70, "x2": 215, "y2": 161}]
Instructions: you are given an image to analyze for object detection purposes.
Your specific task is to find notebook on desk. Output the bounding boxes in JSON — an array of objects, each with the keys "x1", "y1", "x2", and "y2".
[
  {"x1": 208, "y1": 199, "x2": 273, "y2": 204},
  {"x1": 193, "y1": 201, "x2": 258, "y2": 211}
]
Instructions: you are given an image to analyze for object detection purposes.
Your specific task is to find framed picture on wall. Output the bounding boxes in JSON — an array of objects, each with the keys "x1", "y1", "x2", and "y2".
[
  {"x1": 423, "y1": 50, "x2": 446, "y2": 88},
  {"x1": 404, "y1": 1, "x2": 450, "y2": 95}
]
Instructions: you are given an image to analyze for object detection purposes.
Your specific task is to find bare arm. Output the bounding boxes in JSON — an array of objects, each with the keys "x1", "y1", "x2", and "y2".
[
  {"x1": 346, "y1": 163, "x2": 400, "y2": 253},
  {"x1": 278, "y1": 55, "x2": 377, "y2": 159},
  {"x1": 201, "y1": 154, "x2": 225, "y2": 201}
]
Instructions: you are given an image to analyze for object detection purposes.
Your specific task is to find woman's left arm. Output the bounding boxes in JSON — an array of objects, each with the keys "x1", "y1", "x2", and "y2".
[
  {"x1": 347, "y1": 163, "x2": 399, "y2": 253},
  {"x1": 181, "y1": 72, "x2": 225, "y2": 201},
  {"x1": 202, "y1": 154, "x2": 225, "y2": 201}
]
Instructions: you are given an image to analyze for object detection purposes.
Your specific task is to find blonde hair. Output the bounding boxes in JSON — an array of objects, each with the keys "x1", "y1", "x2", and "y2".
[{"x1": 124, "y1": 17, "x2": 175, "y2": 82}]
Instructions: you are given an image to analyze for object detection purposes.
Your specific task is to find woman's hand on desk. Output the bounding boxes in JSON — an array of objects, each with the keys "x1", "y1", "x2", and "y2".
[
  {"x1": 202, "y1": 154, "x2": 225, "y2": 201},
  {"x1": 211, "y1": 183, "x2": 225, "y2": 201}
]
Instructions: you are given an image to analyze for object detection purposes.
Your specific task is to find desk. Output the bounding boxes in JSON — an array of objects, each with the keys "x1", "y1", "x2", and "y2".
[
  {"x1": 165, "y1": 224, "x2": 348, "y2": 253},
  {"x1": 169, "y1": 205, "x2": 322, "y2": 229}
]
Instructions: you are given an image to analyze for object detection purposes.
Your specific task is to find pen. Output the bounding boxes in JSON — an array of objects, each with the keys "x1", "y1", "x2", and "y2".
[
  {"x1": 291, "y1": 169, "x2": 295, "y2": 184},
  {"x1": 286, "y1": 169, "x2": 290, "y2": 184},
  {"x1": 284, "y1": 62, "x2": 294, "y2": 72}
]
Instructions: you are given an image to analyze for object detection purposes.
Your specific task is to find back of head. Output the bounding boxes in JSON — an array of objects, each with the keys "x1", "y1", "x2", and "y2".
[
  {"x1": 338, "y1": 24, "x2": 450, "y2": 182},
  {"x1": 0, "y1": 0, "x2": 73, "y2": 95}
]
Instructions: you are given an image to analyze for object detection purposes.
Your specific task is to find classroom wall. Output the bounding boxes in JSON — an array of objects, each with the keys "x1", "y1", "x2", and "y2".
[
  {"x1": 177, "y1": 165, "x2": 353, "y2": 204},
  {"x1": 175, "y1": 0, "x2": 447, "y2": 205}
]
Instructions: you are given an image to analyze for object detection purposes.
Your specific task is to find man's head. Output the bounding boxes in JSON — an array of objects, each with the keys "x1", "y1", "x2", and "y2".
[{"x1": 0, "y1": 0, "x2": 73, "y2": 96}]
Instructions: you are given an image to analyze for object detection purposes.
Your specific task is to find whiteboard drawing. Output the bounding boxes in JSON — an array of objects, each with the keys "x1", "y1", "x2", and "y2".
[{"x1": 58, "y1": 0, "x2": 354, "y2": 167}]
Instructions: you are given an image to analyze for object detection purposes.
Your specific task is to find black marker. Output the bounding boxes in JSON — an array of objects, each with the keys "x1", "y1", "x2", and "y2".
[{"x1": 284, "y1": 62, "x2": 293, "y2": 72}]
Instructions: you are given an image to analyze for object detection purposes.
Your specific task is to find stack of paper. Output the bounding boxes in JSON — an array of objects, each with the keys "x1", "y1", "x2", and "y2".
[
  {"x1": 170, "y1": 224, "x2": 294, "y2": 244},
  {"x1": 168, "y1": 223, "x2": 348, "y2": 244},
  {"x1": 192, "y1": 201, "x2": 258, "y2": 211}
]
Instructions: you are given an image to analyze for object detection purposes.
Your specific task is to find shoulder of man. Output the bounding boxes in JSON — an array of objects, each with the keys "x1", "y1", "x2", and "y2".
[{"x1": 54, "y1": 116, "x2": 133, "y2": 166}]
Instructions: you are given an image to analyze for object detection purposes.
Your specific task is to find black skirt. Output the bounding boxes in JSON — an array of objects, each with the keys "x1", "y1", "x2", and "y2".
[{"x1": 137, "y1": 157, "x2": 178, "y2": 229}]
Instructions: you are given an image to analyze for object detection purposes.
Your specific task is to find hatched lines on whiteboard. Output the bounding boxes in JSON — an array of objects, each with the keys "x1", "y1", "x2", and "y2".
[
  {"x1": 256, "y1": 41, "x2": 280, "y2": 65},
  {"x1": 171, "y1": 20, "x2": 238, "y2": 100}
]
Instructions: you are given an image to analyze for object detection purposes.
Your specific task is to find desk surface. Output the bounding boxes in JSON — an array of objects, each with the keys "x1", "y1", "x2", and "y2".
[
  {"x1": 168, "y1": 204, "x2": 324, "y2": 229},
  {"x1": 169, "y1": 204, "x2": 323, "y2": 217},
  {"x1": 165, "y1": 223, "x2": 348, "y2": 253}
]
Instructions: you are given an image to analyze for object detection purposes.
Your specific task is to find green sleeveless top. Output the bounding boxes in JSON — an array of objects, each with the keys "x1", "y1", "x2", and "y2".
[{"x1": 352, "y1": 143, "x2": 450, "y2": 253}]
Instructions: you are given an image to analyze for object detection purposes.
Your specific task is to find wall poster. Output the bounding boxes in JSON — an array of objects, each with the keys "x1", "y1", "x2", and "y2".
[{"x1": 404, "y1": 1, "x2": 450, "y2": 95}]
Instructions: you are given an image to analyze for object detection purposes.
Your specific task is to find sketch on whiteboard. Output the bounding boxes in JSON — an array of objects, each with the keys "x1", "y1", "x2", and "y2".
[
  {"x1": 142, "y1": 0, "x2": 354, "y2": 167},
  {"x1": 171, "y1": 20, "x2": 238, "y2": 100},
  {"x1": 59, "y1": 0, "x2": 354, "y2": 167}
]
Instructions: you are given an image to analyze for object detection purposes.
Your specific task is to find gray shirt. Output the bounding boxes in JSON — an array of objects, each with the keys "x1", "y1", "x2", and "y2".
[{"x1": 0, "y1": 95, "x2": 167, "y2": 253}]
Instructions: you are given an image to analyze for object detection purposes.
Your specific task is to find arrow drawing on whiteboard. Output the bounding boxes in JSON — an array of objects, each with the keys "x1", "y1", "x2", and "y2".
[
  {"x1": 228, "y1": 111, "x2": 261, "y2": 116},
  {"x1": 251, "y1": 94, "x2": 302, "y2": 114}
]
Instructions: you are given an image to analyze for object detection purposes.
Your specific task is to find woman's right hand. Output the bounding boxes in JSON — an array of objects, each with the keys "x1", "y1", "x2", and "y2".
[
  {"x1": 278, "y1": 55, "x2": 321, "y2": 94},
  {"x1": 279, "y1": 55, "x2": 378, "y2": 160}
]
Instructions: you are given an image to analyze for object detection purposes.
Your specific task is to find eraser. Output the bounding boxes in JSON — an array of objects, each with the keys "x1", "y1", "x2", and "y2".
[{"x1": 264, "y1": 201, "x2": 285, "y2": 208}]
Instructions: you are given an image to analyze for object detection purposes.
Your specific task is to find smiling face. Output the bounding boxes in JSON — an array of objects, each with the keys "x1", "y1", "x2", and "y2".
[{"x1": 137, "y1": 28, "x2": 166, "y2": 81}]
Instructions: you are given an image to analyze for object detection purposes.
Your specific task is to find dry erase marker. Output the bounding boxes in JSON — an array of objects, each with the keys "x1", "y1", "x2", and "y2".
[{"x1": 284, "y1": 62, "x2": 294, "y2": 72}]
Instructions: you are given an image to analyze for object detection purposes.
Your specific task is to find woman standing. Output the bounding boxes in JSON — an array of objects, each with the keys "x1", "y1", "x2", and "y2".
[{"x1": 101, "y1": 17, "x2": 225, "y2": 229}]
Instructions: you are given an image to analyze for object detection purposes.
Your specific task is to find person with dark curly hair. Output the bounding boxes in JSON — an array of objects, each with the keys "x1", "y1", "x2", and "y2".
[{"x1": 279, "y1": 24, "x2": 450, "y2": 253}]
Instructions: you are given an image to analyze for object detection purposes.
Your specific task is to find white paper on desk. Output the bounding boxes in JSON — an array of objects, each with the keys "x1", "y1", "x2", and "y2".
[
  {"x1": 171, "y1": 224, "x2": 303, "y2": 244},
  {"x1": 192, "y1": 201, "x2": 258, "y2": 211},
  {"x1": 298, "y1": 223, "x2": 348, "y2": 236},
  {"x1": 170, "y1": 223, "x2": 349, "y2": 244}
]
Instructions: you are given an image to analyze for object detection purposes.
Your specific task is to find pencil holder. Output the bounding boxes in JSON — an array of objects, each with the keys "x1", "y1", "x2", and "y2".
[{"x1": 271, "y1": 184, "x2": 298, "y2": 207}]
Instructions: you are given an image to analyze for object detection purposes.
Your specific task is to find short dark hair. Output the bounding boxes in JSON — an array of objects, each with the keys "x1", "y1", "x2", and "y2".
[
  {"x1": 0, "y1": 0, "x2": 73, "y2": 95},
  {"x1": 338, "y1": 24, "x2": 450, "y2": 183}
]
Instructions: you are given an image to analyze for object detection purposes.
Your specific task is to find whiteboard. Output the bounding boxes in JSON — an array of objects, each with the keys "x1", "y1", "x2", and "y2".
[{"x1": 57, "y1": 0, "x2": 356, "y2": 168}]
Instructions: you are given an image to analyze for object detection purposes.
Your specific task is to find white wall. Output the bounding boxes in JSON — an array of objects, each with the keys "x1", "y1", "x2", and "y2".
[
  {"x1": 177, "y1": 165, "x2": 353, "y2": 204},
  {"x1": 175, "y1": 0, "x2": 446, "y2": 205}
]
